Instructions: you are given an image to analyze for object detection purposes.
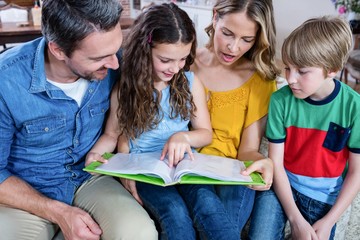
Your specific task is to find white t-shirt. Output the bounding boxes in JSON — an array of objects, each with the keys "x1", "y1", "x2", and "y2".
[{"x1": 47, "y1": 78, "x2": 89, "y2": 107}]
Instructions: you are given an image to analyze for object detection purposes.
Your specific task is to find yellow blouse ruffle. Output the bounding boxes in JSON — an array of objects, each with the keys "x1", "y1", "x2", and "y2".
[{"x1": 198, "y1": 72, "x2": 276, "y2": 159}]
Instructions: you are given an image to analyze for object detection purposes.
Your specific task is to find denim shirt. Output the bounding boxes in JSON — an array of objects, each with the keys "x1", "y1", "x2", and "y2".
[{"x1": 0, "y1": 38, "x2": 118, "y2": 205}]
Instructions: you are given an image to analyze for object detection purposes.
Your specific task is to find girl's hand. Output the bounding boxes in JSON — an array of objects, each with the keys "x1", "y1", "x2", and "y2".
[
  {"x1": 161, "y1": 132, "x2": 194, "y2": 167},
  {"x1": 242, "y1": 157, "x2": 273, "y2": 191},
  {"x1": 119, "y1": 178, "x2": 143, "y2": 205},
  {"x1": 85, "y1": 152, "x2": 108, "y2": 167}
]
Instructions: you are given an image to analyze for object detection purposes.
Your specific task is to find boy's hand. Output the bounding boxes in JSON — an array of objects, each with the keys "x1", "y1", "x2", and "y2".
[
  {"x1": 312, "y1": 218, "x2": 333, "y2": 240},
  {"x1": 242, "y1": 157, "x2": 273, "y2": 191},
  {"x1": 160, "y1": 132, "x2": 194, "y2": 167},
  {"x1": 119, "y1": 178, "x2": 143, "y2": 205},
  {"x1": 290, "y1": 218, "x2": 319, "y2": 240},
  {"x1": 85, "y1": 152, "x2": 108, "y2": 167}
]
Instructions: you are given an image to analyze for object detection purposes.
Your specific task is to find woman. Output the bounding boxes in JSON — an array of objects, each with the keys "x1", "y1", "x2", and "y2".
[{"x1": 192, "y1": 0, "x2": 281, "y2": 233}]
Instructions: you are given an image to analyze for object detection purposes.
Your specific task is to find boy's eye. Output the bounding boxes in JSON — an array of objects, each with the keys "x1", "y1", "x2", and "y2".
[{"x1": 298, "y1": 69, "x2": 307, "y2": 75}]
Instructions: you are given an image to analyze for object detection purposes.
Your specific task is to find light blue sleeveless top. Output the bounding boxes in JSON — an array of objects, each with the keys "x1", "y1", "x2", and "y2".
[{"x1": 129, "y1": 71, "x2": 194, "y2": 153}]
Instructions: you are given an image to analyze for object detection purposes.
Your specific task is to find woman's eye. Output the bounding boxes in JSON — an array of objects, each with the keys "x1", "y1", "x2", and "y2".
[
  {"x1": 243, "y1": 39, "x2": 252, "y2": 43},
  {"x1": 222, "y1": 31, "x2": 232, "y2": 36}
]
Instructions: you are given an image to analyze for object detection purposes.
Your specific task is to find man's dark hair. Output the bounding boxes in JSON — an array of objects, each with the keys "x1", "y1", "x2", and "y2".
[{"x1": 41, "y1": 0, "x2": 123, "y2": 57}]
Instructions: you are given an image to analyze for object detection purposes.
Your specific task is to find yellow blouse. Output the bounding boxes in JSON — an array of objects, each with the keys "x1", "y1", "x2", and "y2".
[{"x1": 198, "y1": 72, "x2": 276, "y2": 159}]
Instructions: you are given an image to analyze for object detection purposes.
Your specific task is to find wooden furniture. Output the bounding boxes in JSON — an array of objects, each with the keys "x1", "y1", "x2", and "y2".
[
  {"x1": 4, "y1": 0, "x2": 34, "y2": 7},
  {"x1": 344, "y1": 34, "x2": 360, "y2": 85},
  {"x1": 0, "y1": 2, "x2": 28, "y2": 22},
  {"x1": 340, "y1": 20, "x2": 360, "y2": 86},
  {"x1": 343, "y1": 21, "x2": 360, "y2": 85},
  {"x1": 0, "y1": 22, "x2": 41, "y2": 45},
  {"x1": 0, "y1": 17, "x2": 135, "y2": 46}
]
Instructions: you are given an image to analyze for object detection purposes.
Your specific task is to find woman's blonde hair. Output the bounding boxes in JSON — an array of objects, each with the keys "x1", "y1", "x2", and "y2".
[
  {"x1": 282, "y1": 16, "x2": 352, "y2": 73},
  {"x1": 205, "y1": 0, "x2": 280, "y2": 80}
]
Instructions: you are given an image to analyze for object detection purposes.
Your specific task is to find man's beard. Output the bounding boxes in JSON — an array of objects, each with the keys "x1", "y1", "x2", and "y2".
[{"x1": 70, "y1": 66, "x2": 108, "y2": 81}]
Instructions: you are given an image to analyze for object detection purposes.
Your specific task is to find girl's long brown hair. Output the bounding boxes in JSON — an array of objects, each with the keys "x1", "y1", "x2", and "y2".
[{"x1": 118, "y1": 3, "x2": 197, "y2": 140}]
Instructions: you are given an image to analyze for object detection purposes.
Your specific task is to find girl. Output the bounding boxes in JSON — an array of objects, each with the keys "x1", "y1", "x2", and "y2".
[{"x1": 86, "y1": 3, "x2": 241, "y2": 240}]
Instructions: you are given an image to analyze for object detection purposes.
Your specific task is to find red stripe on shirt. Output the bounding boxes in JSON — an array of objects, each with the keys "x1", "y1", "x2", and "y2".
[{"x1": 284, "y1": 126, "x2": 348, "y2": 178}]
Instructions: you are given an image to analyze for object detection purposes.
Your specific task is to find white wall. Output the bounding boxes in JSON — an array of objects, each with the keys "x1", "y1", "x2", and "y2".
[{"x1": 273, "y1": 0, "x2": 338, "y2": 58}]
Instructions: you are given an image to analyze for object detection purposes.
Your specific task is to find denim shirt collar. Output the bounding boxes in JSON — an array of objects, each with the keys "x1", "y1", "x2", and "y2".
[
  {"x1": 29, "y1": 37, "x2": 48, "y2": 94},
  {"x1": 27, "y1": 38, "x2": 100, "y2": 103}
]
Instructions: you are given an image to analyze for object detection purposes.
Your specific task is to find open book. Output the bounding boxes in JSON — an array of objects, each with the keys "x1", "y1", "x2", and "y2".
[{"x1": 84, "y1": 151, "x2": 265, "y2": 187}]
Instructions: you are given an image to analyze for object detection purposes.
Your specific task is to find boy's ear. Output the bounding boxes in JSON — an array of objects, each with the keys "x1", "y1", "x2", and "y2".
[{"x1": 326, "y1": 69, "x2": 338, "y2": 79}]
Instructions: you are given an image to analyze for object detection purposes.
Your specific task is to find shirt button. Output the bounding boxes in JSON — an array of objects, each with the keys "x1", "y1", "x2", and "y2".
[
  {"x1": 67, "y1": 149, "x2": 72, "y2": 154},
  {"x1": 89, "y1": 89, "x2": 94, "y2": 93},
  {"x1": 74, "y1": 139, "x2": 79, "y2": 144},
  {"x1": 44, "y1": 127, "x2": 49, "y2": 132}
]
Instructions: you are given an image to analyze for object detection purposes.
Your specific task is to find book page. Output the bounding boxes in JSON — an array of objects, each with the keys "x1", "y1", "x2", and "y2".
[
  {"x1": 173, "y1": 152, "x2": 253, "y2": 183},
  {"x1": 96, "y1": 152, "x2": 176, "y2": 184}
]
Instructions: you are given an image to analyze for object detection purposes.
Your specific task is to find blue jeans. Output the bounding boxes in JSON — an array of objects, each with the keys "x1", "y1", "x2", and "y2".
[
  {"x1": 248, "y1": 188, "x2": 336, "y2": 240},
  {"x1": 137, "y1": 183, "x2": 252, "y2": 240},
  {"x1": 215, "y1": 185, "x2": 255, "y2": 233}
]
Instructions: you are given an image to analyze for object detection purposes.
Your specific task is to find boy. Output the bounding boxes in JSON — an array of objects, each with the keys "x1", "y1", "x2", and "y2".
[{"x1": 249, "y1": 16, "x2": 360, "y2": 240}]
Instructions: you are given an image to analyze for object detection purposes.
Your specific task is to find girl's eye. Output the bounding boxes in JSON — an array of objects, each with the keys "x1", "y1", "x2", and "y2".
[{"x1": 160, "y1": 59, "x2": 170, "y2": 63}]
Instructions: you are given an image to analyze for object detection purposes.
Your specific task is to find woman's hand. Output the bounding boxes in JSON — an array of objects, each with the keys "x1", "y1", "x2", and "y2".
[
  {"x1": 119, "y1": 178, "x2": 143, "y2": 205},
  {"x1": 161, "y1": 132, "x2": 194, "y2": 167},
  {"x1": 85, "y1": 152, "x2": 108, "y2": 167},
  {"x1": 242, "y1": 157, "x2": 273, "y2": 191}
]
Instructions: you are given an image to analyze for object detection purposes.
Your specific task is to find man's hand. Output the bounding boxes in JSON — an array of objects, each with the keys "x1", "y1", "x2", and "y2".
[
  {"x1": 85, "y1": 152, "x2": 108, "y2": 167},
  {"x1": 57, "y1": 206, "x2": 102, "y2": 240}
]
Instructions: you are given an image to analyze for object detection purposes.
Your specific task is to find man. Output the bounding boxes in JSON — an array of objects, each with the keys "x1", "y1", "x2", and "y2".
[{"x1": 0, "y1": 0, "x2": 157, "y2": 239}]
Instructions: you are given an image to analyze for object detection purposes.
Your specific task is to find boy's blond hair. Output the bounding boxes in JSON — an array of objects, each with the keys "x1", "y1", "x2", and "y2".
[{"x1": 282, "y1": 16, "x2": 352, "y2": 73}]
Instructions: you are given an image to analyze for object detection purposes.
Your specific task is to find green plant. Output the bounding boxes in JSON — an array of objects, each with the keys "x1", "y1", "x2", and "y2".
[{"x1": 332, "y1": 0, "x2": 360, "y2": 14}]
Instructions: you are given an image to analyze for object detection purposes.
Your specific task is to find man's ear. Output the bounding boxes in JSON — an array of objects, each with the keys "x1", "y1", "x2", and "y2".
[{"x1": 48, "y1": 41, "x2": 67, "y2": 61}]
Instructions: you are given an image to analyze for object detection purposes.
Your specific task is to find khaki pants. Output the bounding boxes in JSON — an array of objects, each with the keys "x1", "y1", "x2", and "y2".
[{"x1": 0, "y1": 175, "x2": 158, "y2": 240}]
